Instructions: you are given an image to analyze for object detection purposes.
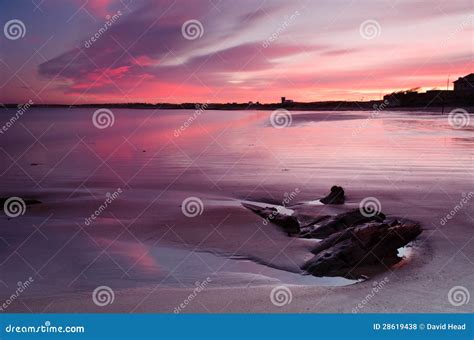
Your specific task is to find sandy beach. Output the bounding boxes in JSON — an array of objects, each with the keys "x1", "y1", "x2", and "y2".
[{"x1": 0, "y1": 108, "x2": 472, "y2": 313}]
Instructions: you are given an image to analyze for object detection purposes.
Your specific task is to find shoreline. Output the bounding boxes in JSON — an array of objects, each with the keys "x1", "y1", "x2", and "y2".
[{"x1": 2, "y1": 104, "x2": 474, "y2": 113}]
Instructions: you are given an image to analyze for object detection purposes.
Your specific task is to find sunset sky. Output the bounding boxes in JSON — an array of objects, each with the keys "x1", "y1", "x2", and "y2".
[{"x1": 0, "y1": 0, "x2": 472, "y2": 104}]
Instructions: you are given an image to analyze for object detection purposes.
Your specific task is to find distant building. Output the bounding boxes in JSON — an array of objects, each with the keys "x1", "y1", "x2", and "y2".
[
  {"x1": 383, "y1": 89, "x2": 454, "y2": 107},
  {"x1": 281, "y1": 97, "x2": 294, "y2": 105},
  {"x1": 453, "y1": 73, "x2": 474, "y2": 96}
]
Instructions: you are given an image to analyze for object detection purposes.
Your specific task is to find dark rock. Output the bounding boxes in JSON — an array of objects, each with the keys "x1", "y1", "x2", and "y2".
[
  {"x1": 300, "y1": 209, "x2": 385, "y2": 239},
  {"x1": 320, "y1": 185, "x2": 345, "y2": 205},
  {"x1": 302, "y1": 220, "x2": 422, "y2": 278},
  {"x1": 299, "y1": 215, "x2": 332, "y2": 229},
  {"x1": 242, "y1": 202, "x2": 300, "y2": 236}
]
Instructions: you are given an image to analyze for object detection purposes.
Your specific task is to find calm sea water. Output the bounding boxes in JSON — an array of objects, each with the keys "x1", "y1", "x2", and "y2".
[{"x1": 0, "y1": 108, "x2": 472, "y2": 295}]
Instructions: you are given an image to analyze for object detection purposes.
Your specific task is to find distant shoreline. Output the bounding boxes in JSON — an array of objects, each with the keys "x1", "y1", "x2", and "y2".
[{"x1": 1, "y1": 101, "x2": 473, "y2": 113}]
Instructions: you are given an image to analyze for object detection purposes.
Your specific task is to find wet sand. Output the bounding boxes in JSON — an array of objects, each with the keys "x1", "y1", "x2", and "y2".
[{"x1": 0, "y1": 108, "x2": 472, "y2": 312}]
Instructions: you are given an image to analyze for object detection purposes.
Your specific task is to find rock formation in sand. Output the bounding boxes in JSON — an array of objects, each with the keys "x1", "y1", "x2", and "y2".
[
  {"x1": 241, "y1": 187, "x2": 422, "y2": 278},
  {"x1": 299, "y1": 209, "x2": 385, "y2": 239},
  {"x1": 319, "y1": 185, "x2": 345, "y2": 205},
  {"x1": 241, "y1": 202, "x2": 300, "y2": 236},
  {"x1": 302, "y1": 218, "x2": 422, "y2": 278}
]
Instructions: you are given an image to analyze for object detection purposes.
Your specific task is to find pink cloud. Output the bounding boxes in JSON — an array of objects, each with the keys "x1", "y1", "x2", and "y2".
[{"x1": 2, "y1": 0, "x2": 472, "y2": 103}]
